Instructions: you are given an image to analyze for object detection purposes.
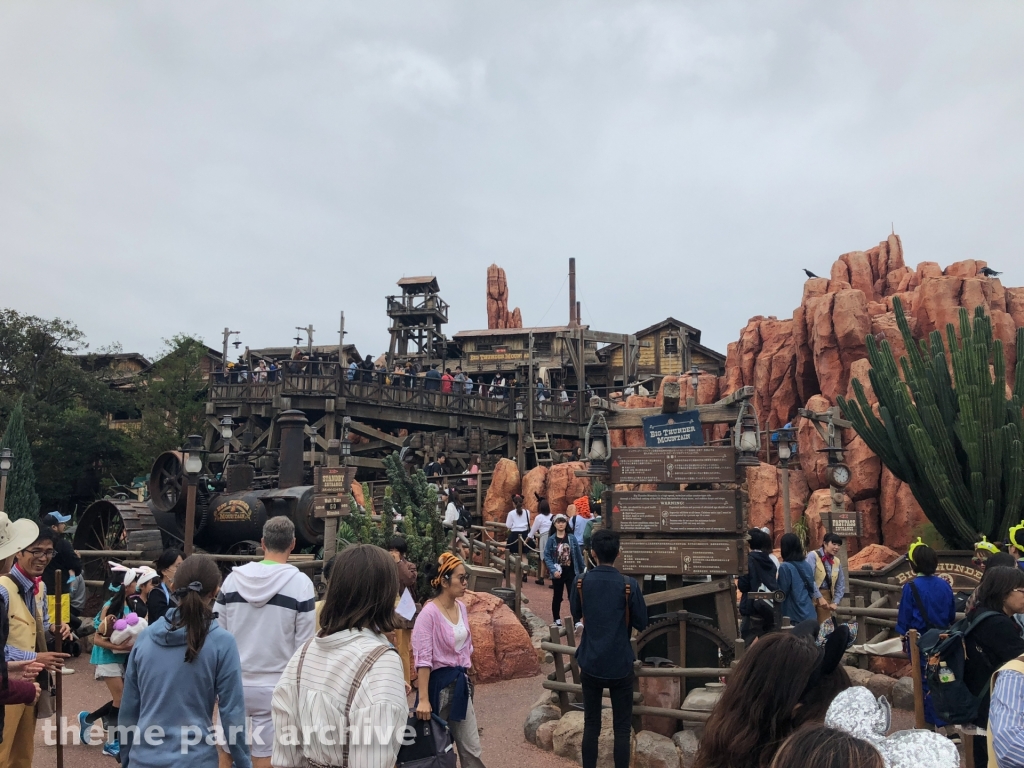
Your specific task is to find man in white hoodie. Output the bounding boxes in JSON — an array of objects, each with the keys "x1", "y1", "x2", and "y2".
[{"x1": 215, "y1": 516, "x2": 316, "y2": 767}]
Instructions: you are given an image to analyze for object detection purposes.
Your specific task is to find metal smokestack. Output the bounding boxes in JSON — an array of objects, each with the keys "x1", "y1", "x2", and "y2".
[
  {"x1": 277, "y1": 410, "x2": 308, "y2": 489},
  {"x1": 569, "y1": 258, "x2": 577, "y2": 327}
]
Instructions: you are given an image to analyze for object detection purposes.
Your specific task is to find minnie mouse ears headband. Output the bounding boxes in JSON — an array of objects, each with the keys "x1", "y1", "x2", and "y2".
[{"x1": 791, "y1": 620, "x2": 851, "y2": 696}]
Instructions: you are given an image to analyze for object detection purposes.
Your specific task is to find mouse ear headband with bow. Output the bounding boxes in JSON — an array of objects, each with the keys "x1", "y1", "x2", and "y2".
[{"x1": 108, "y1": 561, "x2": 139, "y2": 592}]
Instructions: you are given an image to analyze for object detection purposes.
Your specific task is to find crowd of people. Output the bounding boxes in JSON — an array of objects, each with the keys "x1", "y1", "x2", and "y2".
[{"x1": 11, "y1": 493, "x2": 1024, "y2": 768}]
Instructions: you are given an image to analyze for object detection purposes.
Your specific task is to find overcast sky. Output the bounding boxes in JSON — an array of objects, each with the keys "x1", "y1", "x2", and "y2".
[{"x1": 1, "y1": 2, "x2": 1022, "y2": 362}]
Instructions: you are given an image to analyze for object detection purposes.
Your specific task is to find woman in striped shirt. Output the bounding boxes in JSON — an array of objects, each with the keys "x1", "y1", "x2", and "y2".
[
  {"x1": 272, "y1": 545, "x2": 408, "y2": 768},
  {"x1": 413, "y1": 553, "x2": 486, "y2": 768}
]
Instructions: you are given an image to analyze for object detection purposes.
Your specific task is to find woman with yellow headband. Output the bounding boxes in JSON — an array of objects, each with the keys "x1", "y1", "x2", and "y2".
[
  {"x1": 412, "y1": 553, "x2": 486, "y2": 768},
  {"x1": 895, "y1": 539, "x2": 956, "y2": 728}
]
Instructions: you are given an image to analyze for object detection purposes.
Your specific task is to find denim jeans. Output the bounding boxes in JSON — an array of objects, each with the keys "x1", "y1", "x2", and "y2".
[{"x1": 580, "y1": 670, "x2": 634, "y2": 768}]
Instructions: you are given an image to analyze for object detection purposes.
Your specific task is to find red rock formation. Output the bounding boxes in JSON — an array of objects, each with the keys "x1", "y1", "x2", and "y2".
[
  {"x1": 482, "y1": 458, "x2": 521, "y2": 525},
  {"x1": 487, "y1": 264, "x2": 523, "y2": 329},
  {"x1": 463, "y1": 590, "x2": 540, "y2": 683},
  {"x1": 745, "y1": 462, "x2": 811, "y2": 545},
  {"x1": 848, "y1": 544, "x2": 900, "y2": 572},
  {"x1": 546, "y1": 462, "x2": 590, "y2": 517},
  {"x1": 521, "y1": 465, "x2": 548, "y2": 518},
  {"x1": 723, "y1": 234, "x2": 1022, "y2": 553}
]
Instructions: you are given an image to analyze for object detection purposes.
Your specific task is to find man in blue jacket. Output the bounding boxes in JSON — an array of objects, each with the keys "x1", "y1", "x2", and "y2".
[{"x1": 569, "y1": 529, "x2": 648, "y2": 768}]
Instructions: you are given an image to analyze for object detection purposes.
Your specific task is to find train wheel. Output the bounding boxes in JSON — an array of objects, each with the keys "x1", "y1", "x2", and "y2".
[
  {"x1": 73, "y1": 499, "x2": 163, "y2": 583},
  {"x1": 634, "y1": 610, "x2": 735, "y2": 692},
  {"x1": 149, "y1": 451, "x2": 185, "y2": 514}
]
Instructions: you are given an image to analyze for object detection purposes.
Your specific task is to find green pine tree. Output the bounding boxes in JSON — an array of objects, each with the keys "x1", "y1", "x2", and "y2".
[{"x1": 0, "y1": 398, "x2": 41, "y2": 521}]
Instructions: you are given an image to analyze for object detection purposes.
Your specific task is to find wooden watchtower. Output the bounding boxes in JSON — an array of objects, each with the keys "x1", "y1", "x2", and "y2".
[{"x1": 385, "y1": 276, "x2": 451, "y2": 371}]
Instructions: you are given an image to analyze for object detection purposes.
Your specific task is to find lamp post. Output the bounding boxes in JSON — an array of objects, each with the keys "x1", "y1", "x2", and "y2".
[
  {"x1": 182, "y1": 435, "x2": 204, "y2": 556},
  {"x1": 773, "y1": 424, "x2": 797, "y2": 533},
  {"x1": 220, "y1": 417, "x2": 235, "y2": 459},
  {"x1": 515, "y1": 401, "x2": 525, "y2": 474},
  {"x1": 0, "y1": 448, "x2": 12, "y2": 513},
  {"x1": 688, "y1": 365, "x2": 700, "y2": 410}
]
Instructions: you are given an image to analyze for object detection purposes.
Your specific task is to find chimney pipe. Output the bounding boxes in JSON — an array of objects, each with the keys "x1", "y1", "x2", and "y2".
[
  {"x1": 277, "y1": 410, "x2": 308, "y2": 489},
  {"x1": 568, "y1": 258, "x2": 577, "y2": 327}
]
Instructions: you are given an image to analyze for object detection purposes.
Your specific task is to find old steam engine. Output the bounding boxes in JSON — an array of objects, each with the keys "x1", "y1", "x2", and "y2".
[{"x1": 73, "y1": 411, "x2": 328, "y2": 575}]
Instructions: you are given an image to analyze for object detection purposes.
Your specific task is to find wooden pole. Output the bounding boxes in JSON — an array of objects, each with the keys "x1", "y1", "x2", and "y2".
[
  {"x1": 54, "y1": 569, "x2": 64, "y2": 768},
  {"x1": 515, "y1": 553, "x2": 523, "y2": 616},
  {"x1": 908, "y1": 629, "x2": 926, "y2": 729},
  {"x1": 183, "y1": 479, "x2": 197, "y2": 557}
]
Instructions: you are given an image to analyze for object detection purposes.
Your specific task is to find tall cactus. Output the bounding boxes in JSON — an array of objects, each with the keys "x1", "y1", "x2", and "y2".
[{"x1": 837, "y1": 297, "x2": 1024, "y2": 549}]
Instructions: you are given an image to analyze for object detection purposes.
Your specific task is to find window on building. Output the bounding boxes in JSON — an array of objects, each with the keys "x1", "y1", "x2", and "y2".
[{"x1": 663, "y1": 336, "x2": 679, "y2": 355}]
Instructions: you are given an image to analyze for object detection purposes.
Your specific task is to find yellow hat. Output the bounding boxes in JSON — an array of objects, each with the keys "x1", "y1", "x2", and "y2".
[
  {"x1": 975, "y1": 536, "x2": 1000, "y2": 555},
  {"x1": 908, "y1": 537, "x2": 926, "y2": 566},
  {"x1": 1009, "y1": 523, "x2": 1024, "y2": 551}
]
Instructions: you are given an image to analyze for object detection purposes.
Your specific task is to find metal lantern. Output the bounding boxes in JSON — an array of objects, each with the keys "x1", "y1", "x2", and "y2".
[
  {"x1": 183, "y1": 434, "x2": 205, "y2": 478},
  {"x1": 341, "y1": 437, "x2": 352, "y2": 458},
  {"x1": 220, "y1": 416, "x2": 235, "y2": 441},
  {"x1": 774, "y1": 424, "x2": 796, "y2": 464},
  {"x1": 515, "y1": 401, "x2": 524, "y2": 421},
  {"x1": 0, "y1": 448, "x2": 11, "y2": 476},
  {"x1": 584, "y1": 410, "x2": 611, "y2": 474},
  {"x1": 690, "y1": 365, "x2": 700, "y2": 396},
  {"x1": 734, "y1": 401, "x2": 761, "y2": 467}
]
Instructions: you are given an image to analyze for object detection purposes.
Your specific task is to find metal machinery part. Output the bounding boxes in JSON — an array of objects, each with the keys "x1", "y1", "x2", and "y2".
[
  {"x1": 149, "y1": 451, "x2": 186, "y2": 515},
  {"x1": 73, "y1": 499, "x2": 165, "y2": 582},
  {"x1": 634, "y1": 611, "x2": 735, "y2": 694}
]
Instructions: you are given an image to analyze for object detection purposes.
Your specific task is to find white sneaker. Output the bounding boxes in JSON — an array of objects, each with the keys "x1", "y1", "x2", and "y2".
[
  {"x1": 554, "y1": 619, "x2": 562, "y2": 627},
  {"x1": 574, "y1": 622, "x2": 583, "y2": 632},
  {"x1": 61, "y1": 667, "x2": 75, "y2": 675}
]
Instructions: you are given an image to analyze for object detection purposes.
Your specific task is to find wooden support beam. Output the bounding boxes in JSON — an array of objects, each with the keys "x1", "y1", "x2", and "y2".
[
  {"x1": 642, "y1": 580, "x2": 733, "y2": 607},
  {"x1": 346, "y1": 420, "x2": 406, "y2": 447}
]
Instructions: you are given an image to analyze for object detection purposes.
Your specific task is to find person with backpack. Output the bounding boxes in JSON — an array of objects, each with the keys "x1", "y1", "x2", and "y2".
[
  {"x1": 544, "y1": 514, "x2": 584, "y2": 627},
  {"x1": 777, "y1": 533, "x2": 817, "y2": 624},
  {"x1": 274, "y1": 545, "x2": 408, "y2": 768},
  {"x1": 444, "y1": 489, "x2": 469, "y2": 530},
  {"x1": 738, "y1": 528, "x2": 781, "y2": 643},
  {"x1": 962, "y1": 566, "x2": 1024, "y2": 767},
  {"x1": 569, "y1": 530, "x2": 648, "y2": 768},
  {"x1": 895, "y1": 542, "x2": 956, "y2": 727}
]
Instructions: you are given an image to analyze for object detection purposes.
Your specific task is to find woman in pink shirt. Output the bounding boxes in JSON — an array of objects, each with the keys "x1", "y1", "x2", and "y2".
[{"x1": 413, "y1": 553, "x2": 485, "y2": 768}]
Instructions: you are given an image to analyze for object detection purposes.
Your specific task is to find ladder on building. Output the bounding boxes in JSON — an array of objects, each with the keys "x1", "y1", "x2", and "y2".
[{"x1": 530, "y1": 433, "x2": 557, "y2": 467}]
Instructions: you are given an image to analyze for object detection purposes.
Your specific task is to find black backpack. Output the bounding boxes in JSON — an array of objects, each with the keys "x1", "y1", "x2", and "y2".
[
  {"x1": 456, "y1": 505, "x2": 472, "y2": 531},
  {"x1": 918, "y1": 609, "x2": 999, "y2": 724}
]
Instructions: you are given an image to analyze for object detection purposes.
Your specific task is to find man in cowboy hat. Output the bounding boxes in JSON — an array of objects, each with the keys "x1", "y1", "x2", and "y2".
[{"x1": 0, "y1": 520, "x2": 72, "y2": 767}]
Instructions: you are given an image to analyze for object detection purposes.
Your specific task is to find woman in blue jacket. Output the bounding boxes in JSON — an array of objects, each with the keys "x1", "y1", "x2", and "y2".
[
  {"x1": 544, "y1": 514, "x2": 585, "y2": 627},
  {"x1": 119, "y1": 555, "x2": 250, "y2": 768},
  {"x1": 777, "y1": 533, "x2": 817, "y2": 624}
]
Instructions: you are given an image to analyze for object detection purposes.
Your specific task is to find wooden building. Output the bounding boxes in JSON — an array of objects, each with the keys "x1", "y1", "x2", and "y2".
[{"x1": 602, "y1": 317, "x2": 725, "y2": 384}]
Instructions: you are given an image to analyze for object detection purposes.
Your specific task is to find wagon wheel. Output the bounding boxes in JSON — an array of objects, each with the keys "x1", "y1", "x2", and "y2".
[
  {"x1": 635, "y1": 611, "x2": 735, "y2": 690},
  {"x1": 73, "y1": 499, "x2": 161, "y2": 583},
  {"x1": 149, "y1": 451, "x2": 185, "y2": 514}
]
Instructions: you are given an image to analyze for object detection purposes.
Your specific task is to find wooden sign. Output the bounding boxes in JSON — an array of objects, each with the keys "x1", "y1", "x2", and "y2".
[
  {"x1": 609, "y1": 446, "x2": 736, "y2": 484},
  {"x1": 314, "y1": 466, "x2": 354, "y2": 494},
  {"x1": 313, "y1": 493, "x2": 349, "y2": 519},
  {"x1": 617, "y1": 538, "x2": 745, "y2": 576},
  {"x1": 609, "y1": 490, "x2": 742, "y2": 534},
  {"x1": 824, "y1": 510, "x2": 861, "y2": 538},
  {"x1": 642, "y1": 411, "x2": 704, "y2": 448}
]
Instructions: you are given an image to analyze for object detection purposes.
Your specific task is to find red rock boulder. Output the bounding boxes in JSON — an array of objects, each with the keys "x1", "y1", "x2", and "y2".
[
  {"x1": 486, "y1": 264, "x2": 523, "y2": 330},
  {"x1": 546, "y1": 462, "x2": 590, "y2": 517},
  {"x1": 796, "y1": 395, "x2": 833, "y2": 490},
  {"x1": 521, "y1": 465, "x2": 548, "y2": 518},
  {"x1": 463, "y1": 590, "x2": 540, "y2": 683},
  {"x1": 879, "y1": 466, "x2": 928, "y2": 551},
  {"x1": 849, "y1": 544, "x2": 900, "y2": 572},
  {"x1": 482, "y1": 458, "x2": 521, "y2": 525}
]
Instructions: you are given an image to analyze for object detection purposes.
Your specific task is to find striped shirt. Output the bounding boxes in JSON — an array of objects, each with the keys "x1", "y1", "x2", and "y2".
[
  {"x1": 990, "y1": 667, "x2": 1024, "y2": 767},
  {"x1": 271, "y1": 628, "x2": 408, "y2": 768}
]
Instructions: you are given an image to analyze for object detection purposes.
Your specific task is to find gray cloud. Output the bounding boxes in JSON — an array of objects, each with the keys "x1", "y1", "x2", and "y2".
[{"x1": 1, "y1": 1, "x2": 1022, "y2": 359}]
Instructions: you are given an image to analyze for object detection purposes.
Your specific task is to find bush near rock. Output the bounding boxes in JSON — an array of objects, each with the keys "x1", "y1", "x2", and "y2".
[{"x1": 463, "y1": 590, "x2": 539, "y2": 683}]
